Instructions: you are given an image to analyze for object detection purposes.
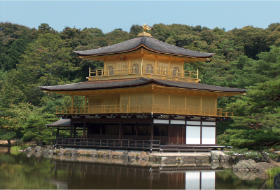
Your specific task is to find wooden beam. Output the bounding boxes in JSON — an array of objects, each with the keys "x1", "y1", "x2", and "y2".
[
  {"x1": 83, "y1": 122, "x2": 86, "y2": 139},
  {"x1": 56, "y1": 128, "x2": 60, "y2": 138},
  {"x1": 70, "y1": 121, "x2": 73, "y2": 138},
  {"x1": 71, "y1": 95, "x2": 74, "y2": 114},
  {"x1": 136, "y1": 123, "x2": 138, "y2": 140},
  {"x1": 119, "y1": 122, "x2": 123, "y2": 140},
  {"x1": 85, "y1": 95, "x2": 87, "y2": 113},
  {"x1": 151, "y1": 124, "x2": 154, "y2": 141}
]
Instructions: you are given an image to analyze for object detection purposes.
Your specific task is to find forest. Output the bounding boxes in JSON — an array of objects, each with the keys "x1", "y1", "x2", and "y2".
[{"x1": 1, "y1": 22, "x2": 280, "y2": 151}]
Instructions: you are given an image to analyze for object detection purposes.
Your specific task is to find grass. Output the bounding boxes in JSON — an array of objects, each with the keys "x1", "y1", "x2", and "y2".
[
  {"x1": 265, "y1": 167, "x2": 280, "y2": 188},
  {"x1": 266, "y1": 167, "x2": 280, "y2": 178}
]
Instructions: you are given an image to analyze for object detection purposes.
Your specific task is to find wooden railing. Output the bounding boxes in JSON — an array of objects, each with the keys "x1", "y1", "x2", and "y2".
[
  {"x1": 56, "y1": 106, "x2": 88, "y2": 114},
  {"x1": 88, "y1": 67, "x2": 199, "y2": 82},
  {"x1": 55, "y1": 137, "x2": 161, "y2": 150},
  {"x1": 55, "y1": 104, "x2": 233, "y2": 117}
]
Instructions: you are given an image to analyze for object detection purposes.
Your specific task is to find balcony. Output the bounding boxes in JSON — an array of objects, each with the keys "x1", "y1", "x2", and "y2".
[
  {"x1": 87, "y1": 67, "x2": 200, "y2": 83},
  {"x1": 55, "y1": 105, "x2": 233, "y2": 117}
]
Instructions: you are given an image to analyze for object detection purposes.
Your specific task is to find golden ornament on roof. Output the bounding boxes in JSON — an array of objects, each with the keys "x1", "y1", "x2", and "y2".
[{"x1": 143, "y1": 23, "x2": 152, "y2": 32}]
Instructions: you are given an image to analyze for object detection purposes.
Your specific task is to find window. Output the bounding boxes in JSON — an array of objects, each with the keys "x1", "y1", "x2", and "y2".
[
  {"x1": 132, "y1": 64, "x2": 139, "y2": 73},
  {"x1": 90, "y1": 99, "x2": 101, "y2": 105},
  {"x1": 138, "y1": 125, "x2": 151, "y2": 136},
  {"x1": 154, "y1": 125, "x2": 168, "y2": 136},
  {"x1": 173, "y1": 67, "x2": 179, "y2": 76},
  {"x1": 146, "y1": 64, "x2": 153, "y2": 74},
  {"x1": 108, "y1": 66, "x2": 114, "y2": 75}
]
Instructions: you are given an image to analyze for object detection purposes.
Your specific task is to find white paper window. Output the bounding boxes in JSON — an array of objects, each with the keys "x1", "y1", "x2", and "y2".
[
  {"x1": 186, "y1": 126, "x2": 200, "y2": 144},
  {"x1": 202, "y1": 127, "x2": 215, "y2": 144},
  {"x1": 202, "y1": 121, "x2": 215, "y2": 126},
  {"x1": 171, "y1": 120, "x2": 185, "y2": 124},
  {"x1": 186, "y1": 121, "x2": 200, "y2": 125},
  {"x1": 153, "y1": 119, "x2": 169, "y2": 124}
]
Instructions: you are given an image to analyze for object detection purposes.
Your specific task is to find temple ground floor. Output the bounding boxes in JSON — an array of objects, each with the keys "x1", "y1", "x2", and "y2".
[{"x1": 47, "y1": 114, "x2": 226, "y2": 152}]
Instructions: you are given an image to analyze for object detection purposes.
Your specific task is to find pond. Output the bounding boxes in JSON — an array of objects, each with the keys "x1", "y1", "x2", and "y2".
[{"x1": 0, "y1": 147, "x2": 273, "y2": 189}]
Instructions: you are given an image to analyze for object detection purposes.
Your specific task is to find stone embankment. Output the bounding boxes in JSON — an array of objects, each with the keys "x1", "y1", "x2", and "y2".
[{"x1": 23, "y1": 146, "x2": 246, "y2": 167}]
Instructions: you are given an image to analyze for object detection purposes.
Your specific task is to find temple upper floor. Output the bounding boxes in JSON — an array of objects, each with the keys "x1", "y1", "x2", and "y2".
[
  {"x1": 86, "y1": 51, "x2": 200, "y2": 82},
  {"x1": 74, "y1": 34, "x2": 214, "y2": 82}
]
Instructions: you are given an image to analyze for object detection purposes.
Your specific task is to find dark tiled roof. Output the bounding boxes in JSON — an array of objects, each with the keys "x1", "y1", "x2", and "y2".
[
  {"x1": 74, "y1": 36, "x2": 214, "y2": 58},
  {"x1": 46, "y1": 119, "x2": 71, "y2": 127},
  {"x1": 39, "y1": 78, "x2": 247, "y2": 93}
]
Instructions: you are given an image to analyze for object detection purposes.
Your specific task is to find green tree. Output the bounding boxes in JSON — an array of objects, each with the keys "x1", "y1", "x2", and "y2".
[
  {"x1": 22, "y1": 110, "x2": 58, "y2": 145},
  {"x1": 0, "y1": 108, "x2": 16, "y2": 146},
  {"x1": 219, "y1": 79, "x2": 280, "y2": 162}
]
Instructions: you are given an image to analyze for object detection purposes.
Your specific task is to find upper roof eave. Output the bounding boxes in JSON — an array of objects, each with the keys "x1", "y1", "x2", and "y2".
[
  {"x1": 39, "y1": 78, "x2": 247, "y2": 93},
  {"x1": 73, "y1": 36, "x2": 215, "y2": 59},
  {"x1": 75, "y1": 45, "x2": 215, "y2": 59}
]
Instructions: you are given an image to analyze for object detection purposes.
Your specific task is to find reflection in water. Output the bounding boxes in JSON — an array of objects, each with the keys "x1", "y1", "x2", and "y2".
[
  {"x1": 185, "y1": 171, "x2": 215, "y2": 189},
  {"x1": 0, "y1": 147, "x2": 271, "y2": 189},
  {"x1": 0, "y1": 147, "x2": 9, "y2": 154},
  {"x1": 52, "y1": 161, "x2": 268, "y2": 189}
]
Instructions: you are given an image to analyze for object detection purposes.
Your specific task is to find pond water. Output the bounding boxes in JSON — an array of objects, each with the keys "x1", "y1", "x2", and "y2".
[{"x1": 0, "y1": 147, "x2": 273, "y2": 189}]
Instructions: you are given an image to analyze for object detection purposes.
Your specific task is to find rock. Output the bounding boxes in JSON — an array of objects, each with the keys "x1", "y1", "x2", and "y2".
[
  {"x1": 34, "y1": 146, "x2": 42, "y2": 152},
  {"x1": 195, "y1": 156, "x2": 210, "y2": 163},
  {"x1": 71, "y1": 149, "x2": 78, "y2": 155},
  {"x1": 275, "y1": 151, "x2": 280, "y2": 155},
  {"x1": 139, "y1": 151, "x2": 148, "y2": 161},
  {"x1": 63, "y1": 150, "x2": 71, "y2": 155},
  {"x1": 274, "y1": 173, "x2": 280, "y2": 189},
  {"x1": 233, "y1": 171, "x2": 258, "y2": 181},
  {"x1": 58, "y1": 148, "x2": 65, "y2": 155},
  {"x1": 35, "y1": 152, "x2": 41, "y2": 157},
  {"x1": 162, "y1": 156, "x2": 177, "y2": 164},
  {"x1": 254, "y1": 162, "x2": 278, "y2": 172},
  {"x1": 233, "y1": 159, "x2": 257, "y2": 172},
  {"x1": 211, "y1": 150, "x2": 225, "y2": 162},
  {"x1": 25, "y1": 147, "x2": 33, "y2": 153},
  {"x1": 122, "y1": 151, "x2": 128, "y2": 159},
  {"x1": 220, "y1": 154, "x2": 231, "y2": 162},
  {"x1": 182, "y1": 156, "x2": 196, "y2": 163},
  {"x1": 107, "y1": 150, "x2": 113, "y2": 158},
  {"x1": 211, "y1": 162, "x2": 220, "y2": 169}
]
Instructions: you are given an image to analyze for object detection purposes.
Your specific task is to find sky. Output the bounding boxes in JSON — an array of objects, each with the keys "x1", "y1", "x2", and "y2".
[{"x1": 0, "y1": 1, "x2": 280, "y2": 33}]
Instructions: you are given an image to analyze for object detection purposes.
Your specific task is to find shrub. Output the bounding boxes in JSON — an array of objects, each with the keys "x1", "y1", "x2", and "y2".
[{"x1": 11, "y1": 146, "x2": 21, "y2": 151}]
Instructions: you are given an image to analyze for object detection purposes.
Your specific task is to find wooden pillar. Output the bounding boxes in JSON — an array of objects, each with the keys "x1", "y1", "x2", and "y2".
[
  {"x1": 84, "y1": 96, "x2": 87, "y2": 114},
  {"x1": 70, "y1": 121, "x2": 73, "y2": 138},
  {"x1": 141, "y1": 51, "x2": 143, "y2": 75},
  {"x1": 151, "y1": 124, "x2": 154, "y2": 141},
  {"x1": 136, "y1": 123, "x2": 138, "y2": 140},
  {"x1": 128, "y1": 56, "x2": 131, "y2": 73},
  {"x1": 74, "y1": 126, "x2": 76, "y2": 138},
  {"x1": 56, "y1": 128, "x2": 60, "y2": 137},
  {"x1": 200, "y1": 120, "x2": 202, "y2": 145},
  {"x1": 83, "y1": 121, "x2": 86, "y2": 139},
  {"x1": 119, "y1": 122, "x2": 123, "y2": 140},
  {"x1": 100, "y1": 123, "x2": 102, "y2": 137},
  {"x1": 168, "y1": 118, "x2": 171, "y2": 144},
  {"x1": 71, "y1": 95, "x2": 74, "y2": 114}
]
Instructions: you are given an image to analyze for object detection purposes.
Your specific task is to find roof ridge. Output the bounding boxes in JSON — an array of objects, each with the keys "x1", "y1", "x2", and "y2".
[{"x1": 74, "y1": 37, "x2": 141, "y2": 53}]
